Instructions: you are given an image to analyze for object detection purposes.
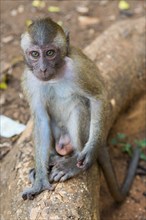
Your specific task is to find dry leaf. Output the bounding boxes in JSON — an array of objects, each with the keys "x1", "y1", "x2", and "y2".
[
  {"x1": 26, "y1": 19, "x2": 33, "y2": 27},
  {"x1": 0, "y1": 82, "x2": 7, "y2": 90},
  {"x1": 32, "y1": 0, "x2": 45, "y2": 8},
  {"x1": 2, "y1": 35, "x2": 14, "y2": 44},
  {"x1": 57, "y1": 21, "x2": 63, "y2": 26},
  {"x1": 48, "y1": 6, "x2": 60, "y2": 13},
  {"x1": 119, "y1": 0, "x2": 130, "y2": 10}
]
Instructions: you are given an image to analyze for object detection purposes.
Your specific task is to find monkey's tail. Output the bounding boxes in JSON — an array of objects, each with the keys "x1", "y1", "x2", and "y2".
[{"x1": 98, "y1": 147, "x2": 140, "y2": 202}]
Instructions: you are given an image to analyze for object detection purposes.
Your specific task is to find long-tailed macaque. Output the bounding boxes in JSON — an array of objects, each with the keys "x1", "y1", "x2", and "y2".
[{"x1": 21, "y1": 17, "x2": 140, "y2": 200}]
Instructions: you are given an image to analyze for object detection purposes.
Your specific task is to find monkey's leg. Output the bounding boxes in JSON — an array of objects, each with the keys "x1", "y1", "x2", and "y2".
[
  {"x1": 49, "y1": 107, "x2": 88, "y2": 182},
  {"x1": 98, "y1": 146, "x2": 140, "y2": 202},
  {"x1": 22, "y1": 110, "x2": 54, "y2": 200},
  {"x1": 28, "y1": 153, "x2": 63, "y2": 185}
]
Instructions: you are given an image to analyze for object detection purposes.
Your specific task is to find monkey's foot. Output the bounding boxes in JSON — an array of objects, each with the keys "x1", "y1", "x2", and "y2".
[
  {"x1": 28, "y1": 155, "x2": 63, "y2": 185},
  {"x1": 49, "y1": 156, "x2": 81, "y2": 182},
  {"x1": 22, "y1": 178, "x2": 54, "y2": 200}
]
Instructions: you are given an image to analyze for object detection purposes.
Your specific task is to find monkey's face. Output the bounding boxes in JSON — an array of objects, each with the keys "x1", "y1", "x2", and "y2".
[{"x1": 25, "y1": 45, "x2": 65, "y2": 81}]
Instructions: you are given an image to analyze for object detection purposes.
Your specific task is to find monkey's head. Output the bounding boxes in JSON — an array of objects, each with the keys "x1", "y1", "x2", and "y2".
[{"x1": 21, "y1": 17, "x2": 69, "y2": 81}]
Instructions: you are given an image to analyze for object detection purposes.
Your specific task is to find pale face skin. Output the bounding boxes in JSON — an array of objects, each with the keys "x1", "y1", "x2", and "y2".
[{"x1": 25, "y1": 44, "x2": 65, "y2": 81}]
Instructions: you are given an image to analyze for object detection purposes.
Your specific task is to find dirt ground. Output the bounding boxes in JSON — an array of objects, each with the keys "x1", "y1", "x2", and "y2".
[{"x1": 0, "y1": 1, "x2": 146, "y2": 220}]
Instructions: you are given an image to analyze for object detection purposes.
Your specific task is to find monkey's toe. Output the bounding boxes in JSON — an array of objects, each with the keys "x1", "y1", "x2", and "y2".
[
  {"x1": 22, "y1": 191, "x2": 35, "y2": 200},
  {"x1": 22, "y1": 188, "x2": 39, "y2": 200},
  {"x1": 53, "y1": 171, "x2": 66, "y2": 182},
  {"x1": 50, "y1": 169, "x2": 73, "y2": 182},
  {"x1": 29, "y1": 168, "x2": 36, "y2": 184}
]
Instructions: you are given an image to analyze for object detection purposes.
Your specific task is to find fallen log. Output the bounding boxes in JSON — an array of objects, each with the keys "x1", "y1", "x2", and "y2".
[{"x1": 0, "y1": 17, "x2": 145, "y2": 220}]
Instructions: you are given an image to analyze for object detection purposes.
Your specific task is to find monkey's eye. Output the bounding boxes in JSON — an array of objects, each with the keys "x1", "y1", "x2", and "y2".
[
  {"x1": 46, "y1": 50, "x2": 55, "y2": 57},
  {"x1": 30, "y1": 51, "x2": 39, "y2": 58}
]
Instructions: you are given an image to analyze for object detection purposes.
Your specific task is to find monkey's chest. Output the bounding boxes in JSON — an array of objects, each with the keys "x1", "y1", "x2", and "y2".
[
  {"x1": 46, "y1": 84, "x2": 88, "y2": 127},
  {"x1": 48, "y1": 95, "x2": 79, "y2": 123}
]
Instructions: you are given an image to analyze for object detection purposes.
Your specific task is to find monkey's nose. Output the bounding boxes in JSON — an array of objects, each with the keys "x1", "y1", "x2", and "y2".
[
  {"x1": 40, "y1": 69, "x2": 47, "y2": 77},
  {"x1": 40, "y1": 68, "x2": 47, "y2": 73}
]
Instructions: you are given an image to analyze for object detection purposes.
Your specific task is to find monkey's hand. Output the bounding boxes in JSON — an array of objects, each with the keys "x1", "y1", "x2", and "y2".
[
  {"x1": 49, "y1": 154, "x2": 81, "y2": 182},
  {"x1": 77, "y1": 149, "x2": 95, "y2": 170},
  {"x1": 22, "y1": 175, "x2": 54, "y2": 200}
]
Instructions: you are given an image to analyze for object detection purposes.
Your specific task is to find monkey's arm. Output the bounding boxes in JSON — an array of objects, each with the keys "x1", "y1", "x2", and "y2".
[
  {"x1": 22, "y1": 103, "x2": 54, "y2": 200},
  {"x1": 77, "y1": 91, "x2": 140, "y2": 202},
  {"x1": 77, "y1": 98, "x2": 105, "y2": 170}
]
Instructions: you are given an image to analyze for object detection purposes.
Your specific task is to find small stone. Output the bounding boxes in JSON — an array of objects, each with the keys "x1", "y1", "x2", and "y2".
[
  {"x1": 0, "y1": 94, "x2": 6, "y2": 105},
  {"x1": 108, "y1": 15, "x2": 116, "y2": 21},
  {"x1": 19, "y1": 93, "x2": 24, "y2": 99},
  {"x1": 110, "y1": 99, "x2": 116, "y2": 107},
  {"x1": 30, "y1": 207, "x2": 40, "y2": 220},
  {"x1": 78, "y1": 16, "x2": 100, "y2": 26},
  {"x1": 0, "y1": 61, "x2": 10, "y2": 73},
  {"x1": 99, "y1": 0, "x2": 108, "y2": 6},
  {"x1": 76, "y1": 6, "x2": 89, "y2": 15},
  {"x1": 18, "y1": 5, "x2": 24, "y2": 13},
  {"x1": 134, "y1": 6, "x2": 143, "y2": 14},
  {"x1": 136, "y1": 175, "x2": 141, "y2": 180},
  {"x1": 11, "y1": 9, "x2": 17, "y2": 16},
  {"x1": 89, "y1": 29, "x2": 95, "y2": 35}
]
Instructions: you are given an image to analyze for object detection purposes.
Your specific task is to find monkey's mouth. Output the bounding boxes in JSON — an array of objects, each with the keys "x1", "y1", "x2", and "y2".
[
  {"x1": 34, "y1": 71, "x2": 57, "y2": 81},
  {"x1": 36, "y1": 75, "x2": 53, "y2": 81}
]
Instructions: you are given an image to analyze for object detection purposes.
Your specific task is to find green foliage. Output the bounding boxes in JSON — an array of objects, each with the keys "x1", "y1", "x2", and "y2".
[
  {"x1": 110, "y1": 133, "x2": 146, "y2": 161},
  {"x1": 135, "y1": 139, "x2": 146, "y2": 149},
  {"x1": 110, "y1": 133, "x2": 127, "y2": 145},
  {"x1": 140, "y1": 153, "x2": 146, "y2": 161},
  {"x1": 122, "y1": 143, "x2": 132, "y2": 156},
  {"x1": 111, "y1": 138, "x2": 118, "y2": 145},
  {"x1": 135, "y1": 139, "x2": 146, "y2": 161},
  {"x1": 0, "y1": 75, "x2": 8, "y2": 90},
  {"x1": 117, "y1": 133, "x2": 126, "y2": 140}
]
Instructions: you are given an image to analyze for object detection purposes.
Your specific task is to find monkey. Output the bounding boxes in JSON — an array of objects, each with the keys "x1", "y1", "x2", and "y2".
[{"x1": 21, "y1": 17, "x2": 140, "y2": 201}]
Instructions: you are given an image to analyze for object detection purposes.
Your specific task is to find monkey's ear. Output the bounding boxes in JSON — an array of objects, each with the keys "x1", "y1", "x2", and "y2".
[{"x1": 64, "y1": 30, "x2": 70, "y2": 56}]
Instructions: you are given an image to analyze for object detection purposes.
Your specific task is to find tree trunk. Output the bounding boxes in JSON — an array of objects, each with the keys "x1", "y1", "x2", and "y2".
[{"x1": 0, "y1": 17, "x2": 145, "y2": 220}]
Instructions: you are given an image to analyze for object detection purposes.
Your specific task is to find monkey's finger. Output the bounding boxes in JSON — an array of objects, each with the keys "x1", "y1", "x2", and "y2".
[
  {"x1": 77, "y1": 153, "x2": 86, "y2": 168},
  {"x1": 77, "y1": 156, "x2": 92, "y2": 171}
]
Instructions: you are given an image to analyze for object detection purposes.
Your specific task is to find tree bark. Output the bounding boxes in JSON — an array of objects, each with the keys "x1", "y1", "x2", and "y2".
[{"x1": 0, "y1": 17, "x2": 145, "y2": 220}]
